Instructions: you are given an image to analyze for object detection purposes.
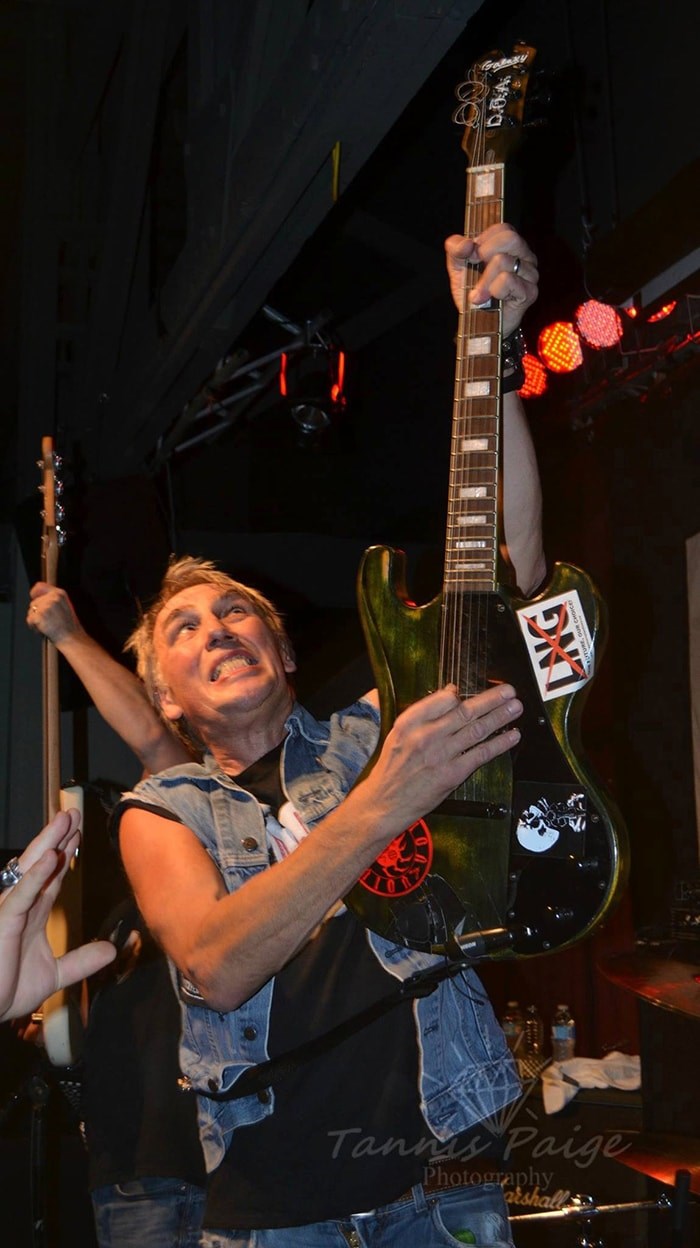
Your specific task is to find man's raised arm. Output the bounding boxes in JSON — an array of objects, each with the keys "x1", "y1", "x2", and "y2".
[{"x1": 27, "y1": 583, "x2": 189, "y2": 774}]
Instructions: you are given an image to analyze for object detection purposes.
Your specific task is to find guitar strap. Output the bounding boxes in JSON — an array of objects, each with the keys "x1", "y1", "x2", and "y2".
[{"x1": 204, "y1": 957, "x2": 478, "y2": 1102}]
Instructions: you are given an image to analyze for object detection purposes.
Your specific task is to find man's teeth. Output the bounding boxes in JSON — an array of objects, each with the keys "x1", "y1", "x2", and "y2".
[{"x1": 212, "y1": 655, "x2": 255, "y2": 681}]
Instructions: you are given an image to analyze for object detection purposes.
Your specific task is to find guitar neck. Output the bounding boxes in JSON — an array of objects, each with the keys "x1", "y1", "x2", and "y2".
[
  {"x1": 40, "y1": 435, "x2": 62, "y2": 820},
  {"x1": 42, "y1": 641, "x2": 62, "y2": 821},
  {"x1": 444, "y1": 161, "x2": 505, "y2": 600}
]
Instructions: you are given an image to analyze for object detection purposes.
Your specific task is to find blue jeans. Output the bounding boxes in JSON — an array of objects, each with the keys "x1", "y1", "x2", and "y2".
[
  {"x1": 198, "y1": 1182, "x2": 513, "y2": 1246},
  {"x1": 91, "y1": 1176, "x2": 206, "y2": 1248}
]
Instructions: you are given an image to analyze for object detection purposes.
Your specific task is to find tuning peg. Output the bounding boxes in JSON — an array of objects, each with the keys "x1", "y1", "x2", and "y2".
[
  {"x1": 56, "y1": 526, "x2": 67, "y2": 547},
  {"x1": 55, "y1": 503, "x2": 65, "y2": 522},
  {"x1": 53, "y1": 453, "x2": 63, "y2": 469}
]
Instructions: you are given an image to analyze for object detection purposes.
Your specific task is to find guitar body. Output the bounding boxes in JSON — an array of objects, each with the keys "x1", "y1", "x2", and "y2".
[{"x1": 345, "y1": 545, "x2": 628, "y2": 955}]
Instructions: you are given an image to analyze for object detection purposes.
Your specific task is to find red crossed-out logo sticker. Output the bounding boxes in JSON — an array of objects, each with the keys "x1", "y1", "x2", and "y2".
[{"x1": 517, "y1": 591, "x2": 594, "y2": 702}]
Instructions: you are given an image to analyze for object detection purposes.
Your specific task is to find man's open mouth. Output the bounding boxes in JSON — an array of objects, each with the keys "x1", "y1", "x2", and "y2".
[{"x1": 210, "y1": 654, "x2": 256, "y2": 682}]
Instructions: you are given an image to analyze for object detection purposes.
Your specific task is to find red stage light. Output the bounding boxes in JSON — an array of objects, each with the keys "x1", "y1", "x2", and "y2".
[
  {"x1": 538, "y1": 322, "x2": 583, "y2": 373},
  {"x1": 648, "y1": 301, "x2": 677, "y2": 322},
  {"x1": 279, "y1": 352, "x2": 288, "y2": 396},
  {"x1": 575, "y1": 300, "x2": 623, "y2": 348},
  {"x1": 330, "y1": 350, "x2": 346, "y2": 404},
  {"x1": 519, "y1": 353, "x2": 548, "y2": 398}
]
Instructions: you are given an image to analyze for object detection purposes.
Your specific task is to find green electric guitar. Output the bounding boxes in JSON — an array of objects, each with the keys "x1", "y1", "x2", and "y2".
[{"x1": 345, "y1": 45, "x2": 628, "y2": 957}]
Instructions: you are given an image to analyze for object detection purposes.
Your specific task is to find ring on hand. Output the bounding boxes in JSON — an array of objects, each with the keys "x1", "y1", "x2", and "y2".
[
  {"x1": 512, "y1": 256, "x2": 521, "y2": 275},
  {"x1": 1, "y1": 857, "x2": 23, "y2": 890}
]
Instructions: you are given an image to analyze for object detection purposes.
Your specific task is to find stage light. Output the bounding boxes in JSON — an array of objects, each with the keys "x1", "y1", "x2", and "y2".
[
  {"x1": 648, "y1": 301, "x2": 677, "y2": 322},
  {"x1": 537, "y1": 322, "x2": 583, "y2": 373},
  {"x1": 330, "y1": 350, "x2": 346, "y2": 404},
  {"x1": 279, "y1": 343, "x2": 346, "y2": 441},
  {"x1": 575, "y1": 300, "x2": 623, "y2": 348},
  {"x1": 519, "y1": 353, "x2": 548, "y2": 398},
  {"x1": 279, "y1": 352, "x2": 289, "y2": 396},
  {"x1": 290, "y1": 403, "x2": 331, "y2": 434}
]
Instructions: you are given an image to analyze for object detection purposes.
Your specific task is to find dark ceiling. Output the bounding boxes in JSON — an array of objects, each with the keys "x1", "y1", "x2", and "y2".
[{"x1": 2, "y1": 0, "x2": 699, "y2": 624}]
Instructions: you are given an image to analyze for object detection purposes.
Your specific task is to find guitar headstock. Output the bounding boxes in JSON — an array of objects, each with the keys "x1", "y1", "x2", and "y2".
[
  {"x1": 453, "y1": 43, "x2": 537, "y2": 167},
  {"x1": 38, "y1": 436, "x2": 66, "y2": 585}
]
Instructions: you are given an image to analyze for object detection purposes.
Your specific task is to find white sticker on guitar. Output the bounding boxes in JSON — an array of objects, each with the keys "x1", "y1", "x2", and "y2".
[{"x1": 516, "y1": 590, "x2": 594, "y2": 701}]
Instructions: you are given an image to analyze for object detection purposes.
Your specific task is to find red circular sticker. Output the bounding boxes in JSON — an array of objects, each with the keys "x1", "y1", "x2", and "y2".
[{"x1": 359, "y1": 819, "x2": 433, "y2": 897}]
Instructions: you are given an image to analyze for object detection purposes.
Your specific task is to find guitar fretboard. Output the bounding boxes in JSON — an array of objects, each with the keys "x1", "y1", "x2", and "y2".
[{"x1": 445, "y1": 163, "x2": 505, "y2": 596}]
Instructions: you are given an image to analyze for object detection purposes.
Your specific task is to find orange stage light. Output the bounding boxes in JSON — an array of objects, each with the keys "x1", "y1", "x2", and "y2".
[
  {"x1": 519, "y1": 353, "x2": 548, "y2": 398},
  {"x1": 537, "y1": 322, "x2": 583, "y2": 373},
  {"x1": 648, "y1": 301, "x2": 677, "y2": 322}
]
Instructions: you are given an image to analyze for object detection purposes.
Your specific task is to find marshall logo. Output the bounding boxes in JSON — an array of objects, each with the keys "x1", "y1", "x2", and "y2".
[
  {"x1": 517, "y1": 590, "x2": 594, "y2": 702},
  {"x1": 359, "y1": 819, "x2": 433, "y2": 897}
]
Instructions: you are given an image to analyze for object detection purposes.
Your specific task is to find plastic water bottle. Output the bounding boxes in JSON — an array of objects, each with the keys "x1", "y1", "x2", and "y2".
[
  {"x1": 523, "y1": 1004, "x2": 544, "y2": 1058},
  {"x1": 501, "y1": 1001, "x2": 524, "y2": 1055},
  {"x1": 551, "y1": 1003, "x2": 576, "y2": 1062}
]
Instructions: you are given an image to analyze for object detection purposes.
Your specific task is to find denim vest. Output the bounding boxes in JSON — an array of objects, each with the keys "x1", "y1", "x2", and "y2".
[{"x1": 122, "y1": 700, "x2": 520, "y2": 1172}]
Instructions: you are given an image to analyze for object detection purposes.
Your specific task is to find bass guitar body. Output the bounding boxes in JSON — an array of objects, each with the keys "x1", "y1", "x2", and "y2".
[{"x1": 345, "y1": 545, "x2": 628, "y2": 956}]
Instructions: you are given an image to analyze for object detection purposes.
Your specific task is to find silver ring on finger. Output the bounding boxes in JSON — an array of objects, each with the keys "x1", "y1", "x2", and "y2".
[
  {"x1": 1, "y1": 857, "x2": 23, "y2": 889},
  {"x1": 512, "y1": 256, "x2": 521, "y2": 275}
]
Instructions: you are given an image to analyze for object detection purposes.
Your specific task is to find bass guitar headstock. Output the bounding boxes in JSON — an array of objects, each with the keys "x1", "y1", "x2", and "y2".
[
  {"x1": 38, "y1": 436, "x2": 66, "y2": 586},
  {"x1": 453, "y1": 43, "x2": 537, "y2": 168}
]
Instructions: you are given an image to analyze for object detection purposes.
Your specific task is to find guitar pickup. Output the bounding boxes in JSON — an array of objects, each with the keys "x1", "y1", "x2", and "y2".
[{"x1": 437, "y1": 798, "x2": 509, "y2": 819}]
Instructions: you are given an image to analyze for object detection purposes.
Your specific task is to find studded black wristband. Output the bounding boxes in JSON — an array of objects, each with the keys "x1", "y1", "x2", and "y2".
[{"x1": 502, "y1": 327, "x2": 526, "y2": 394}]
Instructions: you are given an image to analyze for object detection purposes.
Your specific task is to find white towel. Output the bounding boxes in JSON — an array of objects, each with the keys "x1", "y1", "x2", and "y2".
[{"x1": 541, "y1": 1050, "x2": 641, "y2": 1114}]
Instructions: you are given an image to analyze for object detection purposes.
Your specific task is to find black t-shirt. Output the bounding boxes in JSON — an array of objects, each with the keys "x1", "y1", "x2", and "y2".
[
  {"x1": 82, "y1": 898, "x2": 206, "y2": 1192},
  {"x1": 205, "y1": 911, "x2": 434, "y2": 1228},
  {"x1": 204, "y1": 746, "x2": 435, "y2": 1229}
]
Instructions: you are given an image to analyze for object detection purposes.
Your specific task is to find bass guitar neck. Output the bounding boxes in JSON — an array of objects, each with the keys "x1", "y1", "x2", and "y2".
[{"x1": 38, "y1": 437, "x2": 84, "y2": 1066}]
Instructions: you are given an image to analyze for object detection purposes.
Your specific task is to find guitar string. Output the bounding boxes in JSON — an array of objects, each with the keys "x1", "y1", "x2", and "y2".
[
  {"x1": 448, "y1": 90, "x2": 503, "y2": 807},
  {"x1": 463, "y1": 105, "x2": 490, "y2": 804},
  {"x1": 448, "y1": 100, "x2": 480, "y2": 799}
]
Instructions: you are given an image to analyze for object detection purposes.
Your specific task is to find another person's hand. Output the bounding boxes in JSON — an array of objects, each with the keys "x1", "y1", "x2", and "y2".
[
  {"x1": 27, "y1": 582, "x2": 84, "y2": 646},
  {"x1": 444, "y1": 224, "x2": 538, "y2": 336},
  {"x1": 0, "y1": 810, "x2": 116, "y2": 1023}
]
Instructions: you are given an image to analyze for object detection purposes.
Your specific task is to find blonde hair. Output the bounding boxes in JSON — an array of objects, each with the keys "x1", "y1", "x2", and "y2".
[{"x1": 126, "y1": 555, "x2": 294, "y2": 727}]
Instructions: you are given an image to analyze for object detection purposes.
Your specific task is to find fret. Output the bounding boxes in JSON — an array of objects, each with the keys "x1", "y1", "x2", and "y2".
[
  {"x1": 454, "y1": 401, "x2": 499, "y2": 420},
  {"x1": 456, "y1": 360, "x2": 499, "y2": 381},
  {"x1": 442, "y1": 142, "x2": 505, "y2": 656}
]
